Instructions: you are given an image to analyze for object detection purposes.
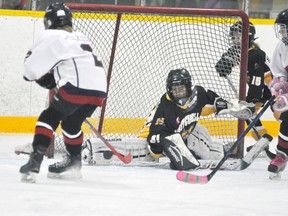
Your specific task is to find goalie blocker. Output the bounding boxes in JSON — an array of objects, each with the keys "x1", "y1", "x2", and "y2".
[{"x1": 161, "y1": 134, "x2": 200, "y2": 170}]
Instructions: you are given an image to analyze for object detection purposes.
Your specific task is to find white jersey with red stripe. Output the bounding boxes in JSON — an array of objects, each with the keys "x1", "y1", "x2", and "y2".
[
  {"x1": 270, "y1": 41, "x2": 288, "y2": 80},
  {"x1": 24, "y1": 29, "x2": 107, "y2": 93}
]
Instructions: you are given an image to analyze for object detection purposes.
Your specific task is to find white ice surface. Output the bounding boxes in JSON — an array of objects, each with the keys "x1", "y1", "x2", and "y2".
[{"x1": 0, "y1": 134, "x2": 287, "y2": 216}]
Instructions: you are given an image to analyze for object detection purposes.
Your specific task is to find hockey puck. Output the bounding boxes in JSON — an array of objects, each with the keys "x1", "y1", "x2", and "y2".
[{"x1": 103, "y1": 151, "x2": 113, "y2": 160}]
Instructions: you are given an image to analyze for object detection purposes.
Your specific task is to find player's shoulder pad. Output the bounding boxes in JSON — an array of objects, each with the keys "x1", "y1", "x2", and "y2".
[{"x1": 36, "y1": 29, "x2": 65, "y2": 44}]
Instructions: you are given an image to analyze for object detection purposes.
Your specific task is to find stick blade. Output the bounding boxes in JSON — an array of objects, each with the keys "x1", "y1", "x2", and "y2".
[
  {"x1": 122, "y1": 151, "x2": 132, "y2": 164},
  {"x1": 176, "y1": 171, "x2": 209, "y2": 184}
]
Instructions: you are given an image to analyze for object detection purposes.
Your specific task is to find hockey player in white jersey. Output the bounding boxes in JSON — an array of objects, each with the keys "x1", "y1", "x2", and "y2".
[
  {"x1": 19, "y1": 2, "x2": 107, "y2": 182},
  {"x1": 267, "y1": 9, "x2": 288, "y2": 179}
]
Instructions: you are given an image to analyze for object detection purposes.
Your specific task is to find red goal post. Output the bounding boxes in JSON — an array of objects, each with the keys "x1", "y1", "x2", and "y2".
[{"x1": 51, "y1": 4, "x2": 249, "y2": 158}]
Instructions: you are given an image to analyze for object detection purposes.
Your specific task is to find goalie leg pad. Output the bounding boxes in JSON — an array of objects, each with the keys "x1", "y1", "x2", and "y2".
[
  {"x1": 186, "y1": 124, "x2": 211, "y2": 159},
  {"x1": 187, "y1": 135, "x2": 224, "y2": 160},
  {"x1": 187, "y1": 133, "x2": 210, "y2": 159},
  {"x1": 208, "y1": 142, "x2": 225, "y2": 160},
  {"x1": 186, "y1": 124, "x2": 224, "y2": 160},
  {"x1": 162, "y1": 134, "x2": 200, "y2": 170}
]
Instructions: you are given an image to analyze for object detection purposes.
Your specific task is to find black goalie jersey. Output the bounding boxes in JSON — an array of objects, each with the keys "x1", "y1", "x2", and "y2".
[{"x1": 139, "y1": 85, "x2": 220, "y2": 154}]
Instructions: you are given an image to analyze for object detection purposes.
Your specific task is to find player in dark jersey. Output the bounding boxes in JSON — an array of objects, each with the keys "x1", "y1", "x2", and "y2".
[
  {"x1": 216, "y1": 21, "x2": 272, "y2": 141},
  {"x1": 139, "y1": 68, "x2": 255, "y2": 170}
]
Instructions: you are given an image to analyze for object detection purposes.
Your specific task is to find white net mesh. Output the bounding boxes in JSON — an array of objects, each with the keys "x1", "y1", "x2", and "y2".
[{"x1": 51, "y1": 5, "x2": 249, "y2": 157}]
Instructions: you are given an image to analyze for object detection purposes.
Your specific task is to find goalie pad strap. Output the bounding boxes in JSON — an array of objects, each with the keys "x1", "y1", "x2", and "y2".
[{"x1": 162, "y1": 134, "x2": 200, "y2": 170}]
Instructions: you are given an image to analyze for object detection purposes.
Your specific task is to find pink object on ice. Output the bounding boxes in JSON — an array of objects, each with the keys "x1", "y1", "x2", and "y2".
[{"x1": 176, "y1": 171, "x2": 209, "y2": 184}]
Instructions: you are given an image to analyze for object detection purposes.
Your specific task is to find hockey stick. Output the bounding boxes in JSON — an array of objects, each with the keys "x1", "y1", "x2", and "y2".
[
  {"x1": 246, "y1": 126, "x2": 275, "y2": 160},
  {"x1": 225, "y1": 76, "x2": 275, "y2": 159},
  {"x1": 176, "y1": 95, "x2": 275, "y2": 184},
  {"x1": 84, "y1": 119, "x2": 132, "y2": 164}
]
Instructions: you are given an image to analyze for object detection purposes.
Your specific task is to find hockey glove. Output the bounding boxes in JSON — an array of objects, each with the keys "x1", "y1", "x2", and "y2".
[
  {"x1": 36, "y1": 72, "x2": 56, "y2": 89},
  {"x1": 273, "y1": 93, "x2": 288, "y2": 113},
  {"x1": 215, "y1": 57, "x2": 233, "y2": 78},
  {"x1": 162, "y1": 134, "x2": 200, "y2": 170},
  {"x1": 217, "y1": 99, "x2": 255, "y2": 119},
  {"x1": 269, "y1": 77, "x2": 288, "y2": 96}
]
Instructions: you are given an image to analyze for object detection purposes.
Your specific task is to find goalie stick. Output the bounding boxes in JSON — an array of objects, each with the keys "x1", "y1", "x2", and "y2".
[
  {"x1": 176, "y1": 95, "x2": 276, "y2": 184},
  {"x1": 84, "y1": 119, "x2": 132, "y2": 164},
  {"x1": 246, "y1": 127, "x2": 275, "y2": 160},
  {"x1": 225, "y1": 76, "x2": 275, "y2": 159}
]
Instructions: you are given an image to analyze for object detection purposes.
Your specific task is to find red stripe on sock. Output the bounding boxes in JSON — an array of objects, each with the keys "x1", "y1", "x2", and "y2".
[
  {"x1": 35, "y1": 127, "x2": 53, "y2": 138},
  {"x1": 63, "y1": 133, "x2": 84, "y2": 145}
]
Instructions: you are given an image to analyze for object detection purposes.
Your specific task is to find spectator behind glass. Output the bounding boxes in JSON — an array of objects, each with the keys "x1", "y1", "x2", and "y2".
[
  {"x1": 205, "y1": 0, "x2": 239, "y2": 9},
  {"x1": 1, "y1": 0, "x2": 26, "y2": 9}
]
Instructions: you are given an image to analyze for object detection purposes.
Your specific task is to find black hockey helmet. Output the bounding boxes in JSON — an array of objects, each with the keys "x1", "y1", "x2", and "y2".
[
  {"x1": 274, "y1": 9, "x2": 288, "y2": 45},
  {"x1": 166, "y1": 68, "x2": 193, "y2": 107},
  {"x1": 229, "y1": 21, "x2": 256, "y2": 46},
  {"x1": 44, "y1": 2, "x2": 72, "y2": 30}
]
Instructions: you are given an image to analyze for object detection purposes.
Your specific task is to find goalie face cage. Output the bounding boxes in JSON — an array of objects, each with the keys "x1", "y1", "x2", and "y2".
[{"x1": 50, "y1": 4, "x2": 249, "y2": 158}]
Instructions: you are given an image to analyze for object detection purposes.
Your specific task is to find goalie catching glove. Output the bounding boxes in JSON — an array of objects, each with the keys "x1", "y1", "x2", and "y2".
[{"x1": 215, "y1": 98, "x2": 255, "y2": 119}]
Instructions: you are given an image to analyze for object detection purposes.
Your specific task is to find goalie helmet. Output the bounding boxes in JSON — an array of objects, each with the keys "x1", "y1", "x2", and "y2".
[
  {"x1": 166, "y1": 68, "x2": 194, "y2": 107},
  {"x1": 44, "y1": 2, "x2": 72, "y2": 30},
  {"x1": 274, "y1": 9, "x2": 288, "y2": 46},
  {"x1": 229, "y1": 21, "x2": 256, "y2": 46}
]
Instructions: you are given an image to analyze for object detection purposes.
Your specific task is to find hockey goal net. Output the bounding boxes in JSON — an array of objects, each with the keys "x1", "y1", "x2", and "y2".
[{"x1": 51, "y1": 4, "x2": 249, "y2": 158}]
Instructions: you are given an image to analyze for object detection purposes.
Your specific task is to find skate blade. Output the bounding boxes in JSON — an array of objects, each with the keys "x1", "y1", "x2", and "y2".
[
  {"x1": 269, "y1": 171, "x2": 282, "y2": 180},
  {"x1": 21, "y1": 172, "x2": 37, "y2": 183},
  {"x1": 47, "y1": 170, "x2": 82, "y2": 180}
]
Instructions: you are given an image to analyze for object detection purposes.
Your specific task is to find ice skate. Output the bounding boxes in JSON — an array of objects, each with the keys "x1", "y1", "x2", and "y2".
[
  {"x1": 47, "y1": 154, "x2": 82, "y2": 179},
  {"x1": 19, "y1": 151, "x2": 44, "y2": 183},
  {"x1": 268, "y1": 150, "x2": 287, "y2": 180}
]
